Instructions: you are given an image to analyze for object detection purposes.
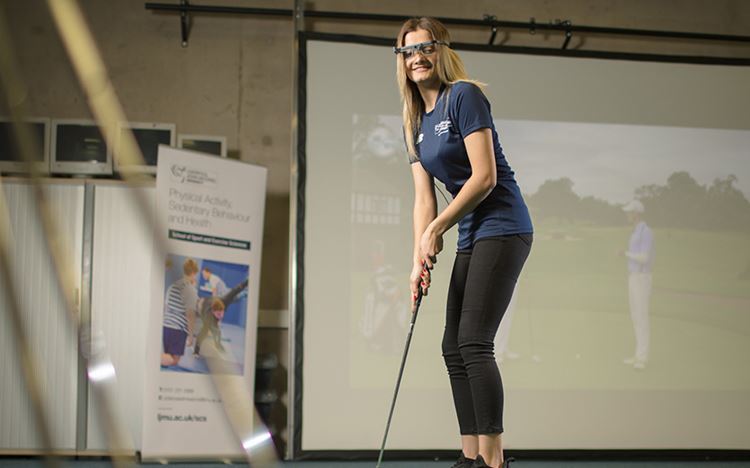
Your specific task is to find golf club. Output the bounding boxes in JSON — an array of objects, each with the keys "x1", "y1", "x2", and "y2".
[{"x1": 375, "y1": 276, "x2": 425, "y2": 468}]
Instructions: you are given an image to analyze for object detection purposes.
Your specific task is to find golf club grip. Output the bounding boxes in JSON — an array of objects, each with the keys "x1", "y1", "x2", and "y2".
[{"x1": 411, "y1": 284, "x2": 423, "y2": 323}]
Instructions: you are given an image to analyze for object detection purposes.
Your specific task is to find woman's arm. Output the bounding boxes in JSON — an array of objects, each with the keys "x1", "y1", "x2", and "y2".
[
  {"x1": 420, "y1": 128, "x2": 497, "y2": 255},
  {"x1": 411, "y1": 162, "x2": 437, "y2": 299},
  {"x1": 412, "y1": 162, "x2": 437, "y2": 259}
]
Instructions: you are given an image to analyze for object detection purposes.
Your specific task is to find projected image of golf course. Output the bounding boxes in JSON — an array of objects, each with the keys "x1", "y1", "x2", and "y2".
[{"x1": 348, "y1": 118, "x2": 750, "y2": 392}]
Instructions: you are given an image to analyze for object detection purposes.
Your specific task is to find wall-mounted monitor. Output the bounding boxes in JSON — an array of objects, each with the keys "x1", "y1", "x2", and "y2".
[
  {"x1": 177, "y1": 134, "x2": 227, "y2": 158},
  {"x1": 0, "y1": 117, "x2": 50, "y2": 175},
  {"x1": 50, "y1": 119, "x2": 112, "y2": 176},
  {"x1": 114, "y1": 122, "x2": 176, "y2": 175}
]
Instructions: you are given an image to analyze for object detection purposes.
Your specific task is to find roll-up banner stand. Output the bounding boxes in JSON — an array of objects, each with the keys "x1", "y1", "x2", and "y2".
[{"x1": 142, "y1": 146, "x2": 266, "y2": 460}]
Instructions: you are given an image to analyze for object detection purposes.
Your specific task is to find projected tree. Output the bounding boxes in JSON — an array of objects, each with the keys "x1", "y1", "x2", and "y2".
[
  {"x1": 526, "y1": 177, "x2": 624, "y2": 225},
  {"x1": 636, "y1": 171, "x2": 750, "y2": 231},
  {"x1": 526, "y1": 172, "x2": 750, "y2": 232}
]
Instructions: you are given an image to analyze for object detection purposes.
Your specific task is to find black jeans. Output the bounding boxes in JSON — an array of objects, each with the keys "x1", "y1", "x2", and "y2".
[{"x1": 442, "y1": 233, "x2": 532, "y2": 435}]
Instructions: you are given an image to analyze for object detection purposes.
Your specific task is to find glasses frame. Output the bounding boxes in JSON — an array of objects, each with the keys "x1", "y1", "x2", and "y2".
[{"x1": 393, "y1": 40, "x2": 449, "y2": 59}]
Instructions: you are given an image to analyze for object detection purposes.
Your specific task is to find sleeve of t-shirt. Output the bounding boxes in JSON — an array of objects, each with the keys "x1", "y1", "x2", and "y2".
[
  {"x1": 450, "y1": 82, "x2": 493, "y2": 139},
  {"x1": 402, "y1": 126, "x2": 420, "y2": 164},
  {"x1": 182, "y1": 282, "x2": 199, "y2": 311}
]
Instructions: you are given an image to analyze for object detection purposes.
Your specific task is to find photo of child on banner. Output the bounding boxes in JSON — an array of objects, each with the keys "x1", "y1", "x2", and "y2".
[{"x1": 161, "y1": 254, "x2": 250, "y2": 375}]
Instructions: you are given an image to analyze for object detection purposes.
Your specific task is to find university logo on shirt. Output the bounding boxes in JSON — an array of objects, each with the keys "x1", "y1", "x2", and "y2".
[{"x1": 434, "y1": 120, "x2": 452, "y2": 136}]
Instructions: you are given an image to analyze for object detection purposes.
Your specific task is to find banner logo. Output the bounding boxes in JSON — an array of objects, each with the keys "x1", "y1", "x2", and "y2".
[
  {"x1": 170, "y1": 164, "x2": 187, "y2": 183},
  {"x1": 170, "y1": 164, "x2": 218, "y2": 187}
]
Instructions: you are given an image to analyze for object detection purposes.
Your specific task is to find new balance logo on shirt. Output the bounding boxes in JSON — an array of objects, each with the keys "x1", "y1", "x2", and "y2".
[{"x1": 434, "y1": 120, "x2": 452, "y2": 136}]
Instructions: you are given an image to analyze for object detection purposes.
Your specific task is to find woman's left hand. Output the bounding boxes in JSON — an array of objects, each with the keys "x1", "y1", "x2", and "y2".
[{"x1": 420, "y1": 224, "x2": 443, "y2": 269}]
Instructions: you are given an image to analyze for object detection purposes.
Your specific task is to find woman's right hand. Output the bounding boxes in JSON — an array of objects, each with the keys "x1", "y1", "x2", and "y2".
[{"x1": 409, "y1": 261, "x2": 430, "y2": 307}]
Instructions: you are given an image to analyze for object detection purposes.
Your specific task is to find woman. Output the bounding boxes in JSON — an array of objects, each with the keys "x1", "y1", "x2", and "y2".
[{"x1": 395, "y1": 17, "x2": 533, "y2": 468}]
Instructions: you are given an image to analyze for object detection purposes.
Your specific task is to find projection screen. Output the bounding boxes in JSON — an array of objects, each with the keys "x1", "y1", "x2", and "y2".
[{"x1": 299, "y1": 34, "x2": 750, "y2": 453}]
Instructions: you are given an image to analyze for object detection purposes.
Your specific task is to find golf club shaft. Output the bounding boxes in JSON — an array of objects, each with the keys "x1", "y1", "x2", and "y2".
[{"x1": 376, "y1": 287, "x2": 423, "y2": 468}]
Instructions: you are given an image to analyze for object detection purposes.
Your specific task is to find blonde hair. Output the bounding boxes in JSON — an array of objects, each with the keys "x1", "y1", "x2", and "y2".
[
  {"x1": 183, "y1": 258, "x2": 199, "y2": 276},
  {"x1": 395, "y1": 17, "x2": 484, "y2": 160},
  {"x1": 210, "y1": 298, "x2": 225, "y2": 311}
]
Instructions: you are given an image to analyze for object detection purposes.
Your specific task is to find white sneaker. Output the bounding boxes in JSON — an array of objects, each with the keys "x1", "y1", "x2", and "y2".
[{"x1": 623, "y1": 357, "x2": 636, "y2": 365}]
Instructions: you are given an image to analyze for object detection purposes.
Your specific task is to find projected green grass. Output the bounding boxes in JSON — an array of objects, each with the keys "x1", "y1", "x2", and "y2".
[{"x1": 349, "y1": 223, "x2": 750, "y2": 392}]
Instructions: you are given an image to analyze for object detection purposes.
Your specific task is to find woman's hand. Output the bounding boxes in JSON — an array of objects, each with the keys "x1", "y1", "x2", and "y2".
[
  {"x1": 409, "y1": 261, "x2": 430, "y2": 307},
  {"x1": 419, "y1": 224, "x2": 444, "y2": 269}
]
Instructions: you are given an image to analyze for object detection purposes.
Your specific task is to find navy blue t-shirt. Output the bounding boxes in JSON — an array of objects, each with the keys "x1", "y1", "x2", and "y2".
[{"x1": 412, "y1": 81, "x2": 533, "y2": 250}]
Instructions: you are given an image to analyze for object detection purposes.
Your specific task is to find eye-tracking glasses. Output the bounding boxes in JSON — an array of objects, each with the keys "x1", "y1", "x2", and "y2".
[{"x1": 393, "y1": 40, "x2": 449, "y2": 60}]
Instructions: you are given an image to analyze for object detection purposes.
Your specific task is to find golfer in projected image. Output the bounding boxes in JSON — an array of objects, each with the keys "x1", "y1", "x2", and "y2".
[
  {"x1": 395, "y1": 17, "x2": 532, "y2": 468},
  {"x1": 620, "y1": 199, "x2": 654, "y2": 370},
  {"x1": 360, "y1": 240, "x2": 410, "y2": 353}
]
